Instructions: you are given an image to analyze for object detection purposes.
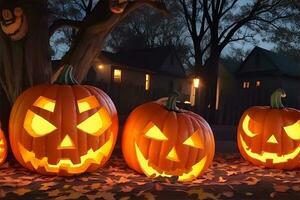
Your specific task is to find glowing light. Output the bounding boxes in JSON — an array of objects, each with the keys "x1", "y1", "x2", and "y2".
[
  {"x1": 33, "y1": 96, "x2": 56, "y2": 112},
  {"x1": 145, "y1": 74, "x2": 150, "y2": 91},
  {"x1": 144, "y1": 124, "x2": 168, "y2": 141},
  {"x1": 242, "y1": 115, "x2": 258, "y2": 137},
  {"x1": 284, "y1": 120, "x2": 300, "y2": 140},
  {"x1": 267, "y1": 135, "x2": 278, "y2": 144},
  {"x1": 193, "y1": 78, "x2": 200, "y2": 88},
  {"x1": 58, "y1": 135, "x2": 75, "y2": 149},
  {"x1": 134, "y1": 143, "x2": 207, "y2": 181},
  {"x1": 183, "y1": 130, "x2": 203, "y2": 149},
  {"x1": 98, "y1": 64, "x2": 104, "y2": 70},
  {"x1": 77, "y1": 107, "x2": 112, "y2": 136},
  {"x1": 24, "y1": 110, "x2": 57, "y2": 137},
  {"x1": 18, "y1": 133, "x2": 114, "y2": 174},
  {"x1": 166, "y1": 147, "x2": 180, "y2": 162},
  {"x1": 0, "y1": 139, "x2": 3, "y2": 145},
  {"x1": 114, "y1": 69, "x2": 122, "y2": 82},
  {"x1": 240, "y1": 134, "x2": 300, "y2": 164},
  {"x1": 77, "y1": 96, "x2": 100, "y2": 113}
]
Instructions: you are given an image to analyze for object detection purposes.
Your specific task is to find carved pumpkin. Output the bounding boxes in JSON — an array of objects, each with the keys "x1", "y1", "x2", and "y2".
[
  {"x1": 109, "y1": 0, "x2": 128, "y2": 14},
  {"x1": 0, "y1": 127, "x2": 8, "y2": 166},
  {"x1": 122, "y1": 92, "x2": 215, "y2": 181},
  {"x1": 237, "y1": 89, "x2": 300, "y2": 169},
  {"x1": 9, "y1": 65, "x2": 118, "y2": 176},
  {"x1": 0, "y1": 4, "x2": 28, "y2": 41}
]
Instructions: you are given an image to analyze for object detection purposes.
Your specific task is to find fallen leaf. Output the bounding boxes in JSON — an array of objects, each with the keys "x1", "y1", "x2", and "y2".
[
  {"x1": 40, "y1": 182, "x2": 58, "y2": 190},
  {"x1": 218, "y1": 176, "x2": 227, "y2": 183},
  {"x1": 120, "y1": 186, "x2": 134, "y2": 193},
  {"x1": 187, "y1": 189, "x2": 220, "y2": 200},
  {"x1": 245, "y1": 192, "x2": 253, "y2": 196},
  {"x1": 222, "y1": 191, "x2": 234, "y2": 198},
  {"x1": 143, "y1": 192, "x2": 156, "y2": 200},
  {"x1": 14, "y1": 188, "x2": 31, "y2": 196},
  {"x1": 47, "y1": 189, "x2": 60, "y2": 197},
  {"x1": 292, "y1": 185, "x2": 300, "y2": 191},
  {"x1": 274, "y1": 184, "x2": 289, "y2": 192},
  {"x1": 241, "y1": 177, "x2": 259, "y2": 186}
]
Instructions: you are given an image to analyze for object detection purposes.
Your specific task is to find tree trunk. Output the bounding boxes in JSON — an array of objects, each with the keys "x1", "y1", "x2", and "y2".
[
  {"x1": 203, "y1": 49, "x2": 220, "y2": 123},
  {"x1": 63, "y1": 0, "x2": 122, "y2": 82},
  {"x1": 0, "y1": 0, "x2": 51, "y2": 104}
]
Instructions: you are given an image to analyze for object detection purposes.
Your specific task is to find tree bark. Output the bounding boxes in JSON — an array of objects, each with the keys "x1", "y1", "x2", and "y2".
[{"x1": 0, "y1": 0, "x2": 51, "y2": 104}]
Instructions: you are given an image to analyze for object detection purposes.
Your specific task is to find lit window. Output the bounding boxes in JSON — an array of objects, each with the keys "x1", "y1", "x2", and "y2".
[
  {"x1": 145, "y1": 74, "x2": 150, "y2": 90},
  {"x1": 193, "y1": 78, "x2": 200, "y2": 88},
  {"x1": 243, "y1": 81, "x2": 250, "y2": 89},
  {"x1": 256, "y1": 81, "x2": 261, "y2": 87},
  {"x1": 114, "y1": 69, "x2": 121, "y2": 82}
]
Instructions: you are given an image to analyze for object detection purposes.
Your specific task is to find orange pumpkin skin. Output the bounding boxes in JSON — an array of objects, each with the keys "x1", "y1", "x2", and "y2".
[
  {"x1": 122, "y1": 93, "x2": 215, "y2": 181},
  {"x1": 0, "y1": 128, "x2": 8, "y2": 166},
  {"x1": 9, "y1": 66, "x2": 118, "y2": 176},
  {"x1": 237, "y1": 89, "x2": 300, "y2": 170}
]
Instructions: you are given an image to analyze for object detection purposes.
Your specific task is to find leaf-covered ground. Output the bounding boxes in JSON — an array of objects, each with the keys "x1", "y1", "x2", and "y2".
[{"x1": 0, "y1": 151, "x2": 299, "y2": 200}]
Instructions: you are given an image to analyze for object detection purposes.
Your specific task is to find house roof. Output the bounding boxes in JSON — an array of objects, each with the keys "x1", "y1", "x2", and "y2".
[
  {"x1": 237, "y1": 47, "x2": 300, "y2": 78},
  {"x1": 98, "y1": 46, "x2": 187, "y2": 78},
  {"x1": 220, "y1": 58, "x2": 241, "y2": 74}
]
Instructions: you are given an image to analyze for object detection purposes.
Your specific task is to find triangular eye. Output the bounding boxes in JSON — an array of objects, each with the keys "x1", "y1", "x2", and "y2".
[
  {"x1": 144, "y1": 123, "x2": 168, "y2": 141},
  {"x1": 183, "y1": 130, "x2": 203, "y2": 149}
]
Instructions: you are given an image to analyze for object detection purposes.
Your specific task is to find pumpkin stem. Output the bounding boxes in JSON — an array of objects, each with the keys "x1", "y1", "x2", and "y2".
[
  {"x1": 54, "y1": 65, "x2": 79, "y2": 85},
  {"x1": 270, "y1": 88, "x2": 286, "y2": 109},
  {"x1": 166, "y1": 91, "x2": 180, "y2": 112}
]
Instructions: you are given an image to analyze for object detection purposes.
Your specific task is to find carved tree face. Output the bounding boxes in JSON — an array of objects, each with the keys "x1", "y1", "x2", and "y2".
[
  {"x1": 9, "y1": 85, "x2": 118, "y2": 175},
  {"x1": 122, "y1": 102, "x2": 215, "y2": 182},
  {"x1": 238, "y1": 107, "x2": 300, "y2": 169},
  {"x1": 0, "y1": 5, "x2": 28, "y2": 41},
  {"x1": 0, "y1": 128, "x2": 7, "y2": 166},
  {"x1": 110, "y1": 0, "x2": 128, "y2": 14}
]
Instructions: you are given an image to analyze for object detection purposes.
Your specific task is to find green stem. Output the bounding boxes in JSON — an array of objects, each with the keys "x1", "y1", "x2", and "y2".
[
  {"x1": 270, "y1": 88, "x2": 286, "y2": 109},
  {"x1": 166, "y1": 91, "x2": 180, "y2": 112},
  {"x1": 54, "y1": 65, "x2": 79, "y2": 85}
]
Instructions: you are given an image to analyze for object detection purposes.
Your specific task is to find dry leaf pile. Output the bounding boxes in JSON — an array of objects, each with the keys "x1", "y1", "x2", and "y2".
[{"x1": 0, "y1": 152, "x2": 299, "y2": 200}]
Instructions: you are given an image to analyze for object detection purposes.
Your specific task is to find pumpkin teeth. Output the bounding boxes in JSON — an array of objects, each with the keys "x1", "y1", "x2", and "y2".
[
  {"x1": 134, "y1": 143, "x2": 207, "y2": 181},
  {"x1": 240, "y1": 134, "x2": 300, "y2": 164},
  {"x1": 18, "y1": 133, "x2": 114, "y2": 174}
]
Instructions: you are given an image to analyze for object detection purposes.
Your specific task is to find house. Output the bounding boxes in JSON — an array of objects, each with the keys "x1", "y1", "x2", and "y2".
[
  {"x1": 85, "y1": 46, "x2": 195, "y2": 115},
  {"x1": 236, "y1": 46, "x2": 300, "y2": 109}
]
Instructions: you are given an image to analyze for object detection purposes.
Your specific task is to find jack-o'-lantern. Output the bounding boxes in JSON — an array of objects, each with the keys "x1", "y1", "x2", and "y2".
[
  {"x1": 237, "y1": 89, "x2": 300, "y2": 169},
  {"x1": 122, "y1": 92, "x2": 215, "y2": 182},
  {"x1": 0, "y1": 127, "x2": 8, "y2": 166},
  {"x1": 0, "y1": 1, "x2": 28, "y2": 41},
  {"x1": 9, "y1": 65, "x2": 118, "y2": 176},
  {"x1": 109, "y1": 0, "x2": 128, "y2": 14}
]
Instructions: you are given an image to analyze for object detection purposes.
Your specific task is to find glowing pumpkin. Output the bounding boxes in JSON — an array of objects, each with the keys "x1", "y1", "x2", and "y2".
[
  {"x1": 0, "y1": 127, "x2": 8, "y2": 166},
  {"x1": 109, "y1": 0, "x2": 128, "y2": 14},
  {"x1": 9, "y1": 65, "x2": 118, "y2": 176},
  {"x1": 122, "y1": 92, "x2": 215, "y2": 182},
  {"x1": 0, "y1": 5, "x2": 28, "y2": 41},
  {"x1": 237, "y1": 88, "x2": 300, "y2": 169}
]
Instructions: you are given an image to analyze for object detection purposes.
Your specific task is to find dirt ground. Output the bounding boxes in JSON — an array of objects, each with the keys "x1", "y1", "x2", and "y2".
[{"x1": 0, "y1": 149, "x2": 299, "y2": 200}]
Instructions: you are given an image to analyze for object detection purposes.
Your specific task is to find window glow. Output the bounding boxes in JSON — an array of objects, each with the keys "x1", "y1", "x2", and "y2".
[
  {"x1": 193, "y1": 78, "x2": 200, "y2": 88},
  {"x1": 145, "y1": 74, "x2": 150, "y2": 91},
  {"x1": 114, "y1": 69, "x2": 122, "y2": 82},
  {"x1": 256, "y1": 81, "x2": 261, "y2": 87}
]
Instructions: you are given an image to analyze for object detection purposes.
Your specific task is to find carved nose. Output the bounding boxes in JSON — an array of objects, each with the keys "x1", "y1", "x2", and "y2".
[
  {"x1": 58, "y1": 135, "x2": 75, "y2": 149},
  {"x1": 166, "y1": 147, "x2": 180, "y2": 162},
  {"x1": 267, "y1": 135, "x2": 278, "y2": 144}
]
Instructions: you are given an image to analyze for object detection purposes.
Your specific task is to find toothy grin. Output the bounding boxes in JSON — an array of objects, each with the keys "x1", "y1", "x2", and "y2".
[
  {"x1": 240, "y1": 135, "x2": 300, "y2": 164},
  {"x1": 134, "y1": 143, "x2": 207, "y2": 181},
  {"x1": 18, "y1": 133, "x2": 114, "y2": 175}
]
